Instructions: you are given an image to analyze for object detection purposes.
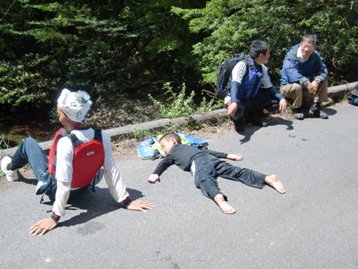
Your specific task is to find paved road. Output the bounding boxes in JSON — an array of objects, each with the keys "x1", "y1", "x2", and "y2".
[{"x1": 1, "y1": 102, "x2": 357, "y2": 269}]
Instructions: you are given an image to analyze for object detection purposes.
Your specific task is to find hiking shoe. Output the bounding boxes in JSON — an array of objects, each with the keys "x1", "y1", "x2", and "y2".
[
  {"x1": 309, "y1": 103, "x2": 328, "y2": 119},
  {"x1": 233, "y1": 117, "x2": 245, "y2": 133},
  {"x1": 294, "y1": 112, "x2": 304, "y2": 120},
  {"x1": 264, "y1": 103, "x2": 279, "y2": 113},
  {"x1": 35, "y1": 180, "x2": 50, "y2": 195},
  {"x1": 310, "y1": 109, "x2": 328, "y2": 119},
  {"x1": 1, "y1": 156, "x2": 18, "y2": 181},
  {"x1": 248, "y1": 115, "x2": 268, "y2": 127},
  {"x1": 293, "y1": 107, "x2": 304, "y2": 120}
]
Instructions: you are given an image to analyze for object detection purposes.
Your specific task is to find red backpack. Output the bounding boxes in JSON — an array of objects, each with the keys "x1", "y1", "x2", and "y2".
[{"x1": 48, "y1": 128, "x2": 105, "y2": 189}]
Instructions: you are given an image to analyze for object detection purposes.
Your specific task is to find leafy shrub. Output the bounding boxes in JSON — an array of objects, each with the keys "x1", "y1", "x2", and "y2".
[{"x1": 148, "y1": 82, "x2": 220, "y2": 118}]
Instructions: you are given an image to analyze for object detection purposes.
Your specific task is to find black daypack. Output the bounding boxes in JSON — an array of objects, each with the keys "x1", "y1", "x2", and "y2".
[{"x1": 216, "y1": 52, "x2": 250, "y2": 99}]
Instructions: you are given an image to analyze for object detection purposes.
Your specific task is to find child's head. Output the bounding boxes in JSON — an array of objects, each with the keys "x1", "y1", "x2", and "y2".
[
  {"x1": 159, "y1": 133, "x2": 181, "y2": 155},
  {"x1": 57, "y1": 88, "x2": 92, "y2": 123}
]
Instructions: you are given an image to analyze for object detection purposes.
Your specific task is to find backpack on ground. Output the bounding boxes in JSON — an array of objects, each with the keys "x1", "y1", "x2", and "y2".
[
  {"x1": 48, "y1": 128, "x2": 105, "y2": 189},
  {"x1": 137, "y1": 133, "x2": 208, "y2": 160},
  {"x1": 216, "y1": 52, "x2": 250, "y2": 99},
  {"x1": 348, "y1": 89, "x2": 358, "y2": 106}
]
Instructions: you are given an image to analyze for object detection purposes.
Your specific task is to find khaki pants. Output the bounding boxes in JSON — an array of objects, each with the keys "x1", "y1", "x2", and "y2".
[{"x1": 280, "y1": 80, "x2": 328, "y2": 108}]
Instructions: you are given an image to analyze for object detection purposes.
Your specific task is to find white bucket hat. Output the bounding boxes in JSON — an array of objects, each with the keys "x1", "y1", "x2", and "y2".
[{"x1": 57, "y1": 88, "x2": 92, "y2": 123}]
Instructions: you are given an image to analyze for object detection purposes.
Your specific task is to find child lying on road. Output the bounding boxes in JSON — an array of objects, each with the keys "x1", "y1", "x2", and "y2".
[{"x1": 147, "y1": 133, "x2": 285, "y2": 214}]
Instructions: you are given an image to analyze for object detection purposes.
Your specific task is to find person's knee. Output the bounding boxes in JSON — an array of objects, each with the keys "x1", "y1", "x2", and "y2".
[
  {"x1": 290, "y1": 83, "x2": 303, "y2": 96},
  {"x1": 21, "y1": 137, "x2": 38, "y2": 150},
  {"x1": 281, "y1": 83, "x2": 302, "y2": 96},
  {"x1": 318, "y1": 79, "x2": 328, "y2": 92}
]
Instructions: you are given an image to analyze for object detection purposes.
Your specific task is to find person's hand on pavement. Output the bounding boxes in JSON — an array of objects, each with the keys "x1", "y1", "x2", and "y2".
[
  {"x1": 126, "y1": 200, "x2": 154, "y2": 212},
  {"x1": 30, "y1": 218, "x2": 58, "y2": 236}
]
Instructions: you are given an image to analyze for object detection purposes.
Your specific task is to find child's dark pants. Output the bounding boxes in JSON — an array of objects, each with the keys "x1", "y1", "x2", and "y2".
[{"x1": 192, "y1": 154, "x2": 266, "y2": 200}]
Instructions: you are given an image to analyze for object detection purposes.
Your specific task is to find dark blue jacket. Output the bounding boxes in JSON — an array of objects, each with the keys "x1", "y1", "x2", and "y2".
[{"x1": 280, "y1": 44, "x2": 328, "y2": 89}]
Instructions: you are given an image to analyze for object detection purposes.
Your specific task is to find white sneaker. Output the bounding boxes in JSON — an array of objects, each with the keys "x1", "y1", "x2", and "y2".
[
  {"x1": 35, "y1": 180, "x2": 50, "y2": 195},
  {"x1": 1, "y1": 156, "x2": 19, "y2": 181}
]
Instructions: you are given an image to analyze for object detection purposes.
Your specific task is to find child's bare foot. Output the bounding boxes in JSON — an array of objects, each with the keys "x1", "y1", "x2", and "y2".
[
  {"x1": 214, "y1": 194, "x2": 236, "y2": 214},
  {"x1": 264, "y1": 175, "x2": 286, "y2": 194}
]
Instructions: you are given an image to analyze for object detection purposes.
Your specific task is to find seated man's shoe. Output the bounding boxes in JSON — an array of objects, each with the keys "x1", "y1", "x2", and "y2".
[
  {"x1": 233, "y1": 117, "x2": 245, "y2": 133},
  {"x1": 1, "y1": 156, "x2": 19, "y2": 181},
  {"x1": 310, "y1": 109, "x2": 328, "y2": 119},
  {"x1": 309, "y1": 103, "x2": 328, "y2": 119},
  {"x1": 318, "y1": 110, "x2": 328, "y2": 119},
  {"x1": 293, "y1": 107, "x2": 304, "y2": 120}
]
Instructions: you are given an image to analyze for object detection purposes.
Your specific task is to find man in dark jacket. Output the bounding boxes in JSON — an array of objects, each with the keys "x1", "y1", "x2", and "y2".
[{"x1": 280, "y1": 34, "x2": 328, "y2": 120}]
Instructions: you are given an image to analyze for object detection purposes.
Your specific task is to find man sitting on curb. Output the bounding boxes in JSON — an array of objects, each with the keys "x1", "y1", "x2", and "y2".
[
  {"x1": 280, "y1": 34, "x2": 329, "y2": 120},
  {"x1": 1, "y1": 88, "x2": 154, "y2": 236}
]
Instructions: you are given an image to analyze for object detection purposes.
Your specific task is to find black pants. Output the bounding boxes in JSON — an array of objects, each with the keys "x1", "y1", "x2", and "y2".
[
  {"x1": 191, "y1": 154, "x2": 266, "y2": 200},
  {"x1": 232, "y1": 91, "x2": 277, "y2": 121}
]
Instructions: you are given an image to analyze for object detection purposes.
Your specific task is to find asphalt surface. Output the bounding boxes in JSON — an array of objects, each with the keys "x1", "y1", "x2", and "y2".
[{"x1": 1, "y1": 102, "x2": 357, "y2": 269}]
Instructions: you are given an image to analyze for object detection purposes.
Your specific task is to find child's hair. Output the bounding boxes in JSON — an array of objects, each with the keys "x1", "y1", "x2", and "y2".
[{"x1": 159, "y1": 133, "x2": 182, "y2": 144}]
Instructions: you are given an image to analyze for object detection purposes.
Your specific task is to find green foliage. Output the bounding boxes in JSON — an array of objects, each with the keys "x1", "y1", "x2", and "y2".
[
  {"x1": 0, "y1": 54, "x2": 59, "y2": 107},
  {"x1": 0, "y1": 0, "x2": 356, "y2": 117},
  {"x1": 118, "y1": 0, "x2": 206, "y2": 97},
  {"x1": 174, "y1": 0, "x2": 358, "y2": 86},
  {"x1": 130, "y1": 126, "x2": 148, "y2": 139},
  {"x1": 148, "y1": 83, "x2": 220, "y2": 118},
  {"x1": 0, "y1": 0, "x2": 131, "y2": 110}
]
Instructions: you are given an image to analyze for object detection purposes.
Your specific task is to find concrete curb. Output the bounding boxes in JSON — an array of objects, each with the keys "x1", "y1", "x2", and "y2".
[{"x1": 2, "y1": 81, "x2": 357, "y2": 157}]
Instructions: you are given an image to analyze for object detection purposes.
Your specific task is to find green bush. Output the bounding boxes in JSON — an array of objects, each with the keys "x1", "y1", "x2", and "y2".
[{"x1": 148, "y1": 82, "x2": 220, "y2": 118}]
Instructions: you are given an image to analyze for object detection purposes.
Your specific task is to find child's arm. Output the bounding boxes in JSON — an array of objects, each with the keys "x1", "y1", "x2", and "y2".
[
  {"x1": 147, "y1": 155, "x2": 174, "y2": 184},
  {"x1": 226, "y1": 153, "x2": 244, "y2": 161},
  {"x1": 205, "y1": 148, "x2": 244, "y2": 161},
  {"x1": 147, "y1": 173, "x2": 160, "y2": 183}
]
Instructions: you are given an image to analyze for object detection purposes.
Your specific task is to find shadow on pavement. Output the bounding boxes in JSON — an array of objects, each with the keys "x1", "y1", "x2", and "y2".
[
  {"x1": 324, "y1": 107, "x2": 337, "y2": 116},
  {"x1": 239, "y1": 116, "x2": 294, "y2": 144},
  {"x1": 16, "y1": 169, "x2": 147, "y2": 229},
  {"x1": 59, "y1": 187, "x2": 146, "y2": 228}
]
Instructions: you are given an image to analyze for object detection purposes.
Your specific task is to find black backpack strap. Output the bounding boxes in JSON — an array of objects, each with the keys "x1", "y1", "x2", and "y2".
[
  {"x1": 91, "y1": 128, "x2": 103, "y2": 192},
  {"x1": 242, "y1": 58, "x2": 252, "y2": 81},
  {"x1": 93, "y1": 128, "x2": 103, "y2": 142},
  {"x1": 68, "y1": 133, "x2": 83, "y2": 148},
  {"x1": 68, "y1": 127, "x2": 102, "y2": 148}
]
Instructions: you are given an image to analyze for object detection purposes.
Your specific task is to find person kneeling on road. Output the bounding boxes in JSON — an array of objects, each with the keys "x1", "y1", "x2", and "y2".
[{"x1": 227, "y1": 40, "x2": 287, "y2": 133}]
